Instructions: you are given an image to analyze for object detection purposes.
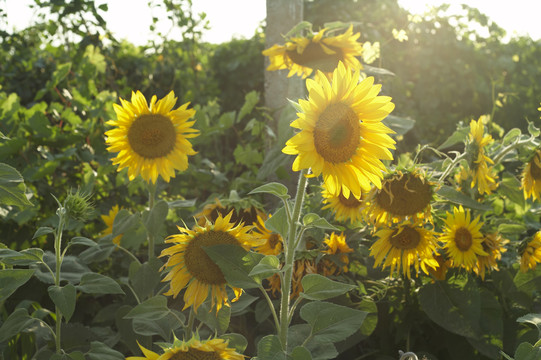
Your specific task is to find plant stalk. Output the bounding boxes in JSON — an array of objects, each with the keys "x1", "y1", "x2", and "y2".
[
  {"x1": 147, "y1": 181, "x2": 157, "y2": 261},
  {"x1": 53, "y1": 213, "x2": 65, "y2": 354}
]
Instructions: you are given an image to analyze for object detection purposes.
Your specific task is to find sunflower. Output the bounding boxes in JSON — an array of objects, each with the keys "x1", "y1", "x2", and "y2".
[
  {"x1": 369, "y1": 222, "x2": 438, "y2": 279},
  {"x1": 427, "y1": 253, "x2": 451, "y2": 281},
  {"x1": 521, "y1": 149, "x2": 541, "y2": 201},
  {"x1": 458, "y1": 117, "x2": 498, "y2": 195},
  {"x1": 267, "y1": 257, "x2": 317, "y2": 299},
  {"x1": 320, "y1": 232, "x2": 354, "y2": 276},
  {"x1": 439, "y1": 206, "x2": 487, "y2": 271},
  {"x1": 195, "y1": 198, "x2": 264, "y2": 227},
  {"x1": 262, "y1": 24, "x2": 363, "y2": 78},
  {"x1": 282, "y1": 62, "x2": 395, "y2": 198},
  {"x1": 519, "y1": 231, "x2": 541, "y2": 272},
  {"x1": 365, "y1": 170, "x2": 435, "y2": 226},
  {"x1": 105, "y1": 90, "x2": 199, "y2": 184},
  {"x1": 160, "y1": 211, "x2": 256, "y2": 312},
  {"x1": 474, "y1": 232, "x2": 508, "y2": 280},
  {"x1": 127, "y1": 337, "x2": 244, "y2": 360},
  {"x1": 252, "y1": 214, "x2": 283, "y2": 256},
  {"x1": 321, "y1": 183, "x2": 366, "y2": 224},
  {"x1": 100, "y1": 205, "x2": 122, "y2": 245}
]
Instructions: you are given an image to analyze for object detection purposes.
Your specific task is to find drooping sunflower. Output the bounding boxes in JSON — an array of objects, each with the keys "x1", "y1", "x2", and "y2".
[
  {"x1": 369, "y1": 222, "x2": 438, "y2": 279},
  {"x1": 267, "y1": 256, "x2": 317, "y2": 299},
  {"x1": 521, "y1": 149, "x2": 541, "y2": 201},
  {"x1": 262, "y1": 24, "x2": 363, "y2": 78},
  {"x1": 519, "y1": 231, "x2": 541, "y2": 272},
  {"x1": 282, "y1": 62, "x2": 395, "y2": 198},
  {"x1": 126, "y1": 337, "x2": 244, "y2": 360},
  {"x1": 195, "y1": 198, "x2": 264, "y2": 227},
  {"x1": 320, "y1": 232, "x2": 354, "y2": 276},
  {"x1": 427, "y1": 253, "x2": 452, "y2": 281},
  {"x1": 439, "y1": 206, "x2": 487, "y2": 271},
  {"x1": 252, "y1": 214, "x2": 283, "y2": 256},
  {"x1": 100, "y1": 205, "x2": 123, "y2": 245},
  {"x1": 105, "y1": 90, "x2": 199, "y2": 184},
  {"x1": 365, "y1": 170, "x2": 435, "y2": 226},
  {"x1": 457, "y1": 116, "x2": 498, "y2": 195},
  {"x1": 160, "y1": 211, "x2": 256, "y2": 312},
  {"x1": 321, "y1": 183, "x2": 366, "y2": 224},
  {"x1": 474, "y1": 232, "x2": 508, "y2": 280}
]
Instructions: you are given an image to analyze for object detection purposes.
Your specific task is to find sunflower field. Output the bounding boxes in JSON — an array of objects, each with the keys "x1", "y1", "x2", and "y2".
[{"x1": 2, "y1": 0, "x2": 541, "y2": 359}]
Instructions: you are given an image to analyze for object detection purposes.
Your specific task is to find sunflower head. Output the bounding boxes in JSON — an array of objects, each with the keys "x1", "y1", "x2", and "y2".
[
  {"x1": 366, "y1": 170, "x2": 434, "y2": 226},
  {"x1": 427, "y1": 253, "x2": 451, "y2": 281},
  {"x1": 321, "y1": 183, "x2": 366, "y2": 224},
  {"x1": 252, "y1": 214, "x2": 283, "y2": 255},
  {"x1": 474, "y1": 232, "x2": 508, "y2": 280},
  {"x1": 369, "y1": 222, "x2": 438, "y2": 279},
  {"x1": 519, "y1": 231, "x2": 541, "y2": 273},
  {"x1": 195, "y1": 197, "x2": 264, "y2": 227},
  {"x1": 126, "y1": 336, "x2": 244, "y2": 360},
  {"x1": 263, "y1": 24, "x2": 363, "y2": 78},
  {"x1": 439, "y1": 206, "x2": 487, "y2": 271},
  {"x1": 320, "y1": 232, "x2": 354, "y2": 275},
  {"x1": 101, "y1": 205, "x2": 123, "y2": 245},
  {"x1": 521, "y1": 149, "x2": 541, "y2": 201},
  {"x1": 160, "y1": 211, "x2": 257, "y2": 312},
  {"x1": 105, "y1": 90, "x2": 199, "y2": 184},
  {"x1": 282, "y1": 61, "x2": 395, "y2": 198}
]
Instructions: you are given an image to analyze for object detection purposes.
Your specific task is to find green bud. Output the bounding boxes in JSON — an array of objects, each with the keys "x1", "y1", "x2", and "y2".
[{"x1": 64, "y1": 189, "x2": 94, "y2": 222}]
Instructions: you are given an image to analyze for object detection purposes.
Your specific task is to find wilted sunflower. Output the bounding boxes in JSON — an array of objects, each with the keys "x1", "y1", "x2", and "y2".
[
  {"x1": 474, "y1": 232, "x2": 508, "y2": 280},
  {"x1": 439, "y1": 206, "x2": 487, "y2": 271},
  {"x1": 366, "y1": 170, "x2": 435, "y2": 226},
  {"x1": 370, "y1": 222, "x2": 438, "y2": 279},
  {"x1": 263, "y1": 24, "x2": 363, "y2": 78},
  {"x1": 320, "y1": 232, "x2": 354, "y2": 276},
  {"x1": 268, "y1": 257, "x2": 317, "y2": 299},
  {"x1": 282, "y1": 62, "x2": 395, "y2": 198},
  {"x1": 321, "y1": 183, "x2": 366, "y2": 224},
  {"x1": 519, "y1": 231, "x2": 541, "y2": 272},
  {"x1": 105, "y1": 91, "x2": 199, "y2": 183},
  {"x1": 521, "y1": 149, "x2": 541, "y2": 201},
  {"x1": 160, "y1": 211, "x2": 256, "y2": 312},
  {"x1": 252, "y1": 214, "x2": 283, "y2": 256},
  {"x1": 101, "y1": 205, "x2": 122, "y2": 245},
  {"x1": 126, "y1": 337, "x2": 244, "y2": 360},
  {"x1": 195, "y1": 198, "x2": 264, "y2": 227},
  {"x1": 427, "y1": 253, "x2": 451, "y2": 281},
  {"x1": 458, "y1": 116, "x2": 498, "y2": 195}
]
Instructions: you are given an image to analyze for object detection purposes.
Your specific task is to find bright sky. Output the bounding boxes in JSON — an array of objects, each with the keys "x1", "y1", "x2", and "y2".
[{"x1": 3, "y1": 0, "x2": 541, "y2": 44}]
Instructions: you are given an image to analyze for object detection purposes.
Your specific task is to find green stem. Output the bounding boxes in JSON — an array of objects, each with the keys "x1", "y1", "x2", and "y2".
[
  {"x1": 53, "y1": 214, "x2": 65, "y2": 354},
  {"x1": 259, "y1": 285, "x2": 280, "y2": 332},
  {"x1": 185, "y1": 307, "x2": 195, "y2": 339},
  {"x1": 147, "y1": 181, "x2": 157, "y2": 261},
  {"x1": 438, "y1": 152, "x2": 467, "y2": 183},
  {"x1": 279, "y1": 169, "x2": 308, "y2": 350}
]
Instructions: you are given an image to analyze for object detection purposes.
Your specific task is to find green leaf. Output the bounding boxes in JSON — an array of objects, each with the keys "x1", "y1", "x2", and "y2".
[
  {"x1": 77, "y1": 272, "x2": 124, "y2": 295},
  {"x1": 527, "y1": 121, "x2": 540, "y2": 137},
  {"x1": 123, "y1": 295, "x2": 170, "y2": 321},
  {"x1": 195, "y1": 302, "x2": 231, "y2": 335},
  {"x1": 300, "y1": 274, "x2": 356, "y2": 301},
  {"x1": 382, "y1": 114, "x2": 415, "y2": 136},
  {"x1": 499, "y1": 172, "x2": 525, "y2": 206},
  {"x1": 257, "y1": 334, "x2": 286, "y2": 360},
  {"x1": 502, "y1": 128, "x2": 522, "y2": 145},
  {"x1": 0, "y1": 248, "x2": 43, "y2": 266},
  {"x1": 514, "y1": 342, "x2": 541, "y2": 360},
  {"x1": 265, "y1": 207, "x2": 289, "y2": 238},
  {"x1": 128, "y1": 258, "x2": 162, "y2": 300},
  {"x1": 112, "y1": 210, "x2": 141, "y2": 237},
  {"x1": 514, "y1": 266, "x2": 541, "y2": 293},
  {"x1": 221, "y1": 333, "x2": 248, "y2": 353},
  {"x1": 69, "y1": 237, "x2": 97, "y2": 248},
  {"x1": 302, "y1": 213, "x2": 339, "y2": 231},
  {"x1": 290, "y1": 346, "x2": 312, "y2": 360},
  {"x1": 143, "y1": 200, "x2": 168, "y2": 236},
  {"x1": 237, "y1": 91, "x2": 260, "y2": 123},
  {"x1": 204, "y1": 244, "x2": 263, "y2": 289},
  {"x1": 0, "y1": 163, "x2": 33, "y2": 209},
  {"x1": 436, "y1": 185, "x2": 492, "y2": 211},
  {"x1": 249, "y1": 255, "x2": 281, "y2": 280},
  {"x1": 86, "y1": 341, "x2": 124, "y2": 360},
  {"x1": 0, "y1": 308, "x2": 40, "y2": 342},
  {"x1": 48, "y1": 284, "x2": 77, "y2": 322},
  {"x1": 51, "y1": 62, "x2": 72, "y2": 87},
  {"x1": 517, "y1": 314, "x2": 541, "y2": 337},
  {"x1": 132, "y1": 312, "x2": 183, "y2": 339},
  {"x1": 0, "y1": 269, "x2": 35, "y2": 302},
  {"x1": 249, "y1": 182, "x2": 290, "y2": 200},
  {"x1": 299, "y1": 301, "x2": 367, "y2": 343},
  {"x1": 438, "y1": 126, "x2": 469, "y2": 149},
  {"x1": 419, "y1": 275, "x2": 481, "y2": 338},
  {"x1": 32, "y1": 226, "x2": 54, "y2": 239},
  {"x1": 168, "y1": 199, "x2": 196, "y2": 208}
]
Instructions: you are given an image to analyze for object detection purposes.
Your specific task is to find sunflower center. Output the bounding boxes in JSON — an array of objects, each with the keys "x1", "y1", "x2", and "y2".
[
  {"x1": 389, "y1": 226, "x2": 421, "y2": 250},
  {"x1": 455, "y1": 227, "x2": 473, "y2": 251},
  {"x1": 338, "y1": 190, "x2": 362, "y2": 208},
  {"x1": 286, "y1": 42, "x2": 343, "y2": 73},
  {"x1": 184, "y1": 230, "x2": 240, "y2": 285},
  {"x1": 375, "y1": 174, "x2": 433, "y2": 216},
  {"x1": 313, "y1": 103, "x2": 360, "y2": 164},
  {"x1": 170, "y1": 348, "x2": 221, "y2": 360},
  {"x1": 529, "y1": 154, "x2": 541, "y2": 180},
  {"x1": 268, "y1": 234, "x2": 281, "y2": 249},
  {"x1": 127, "y1": 114, "x2": 176, "y2": 159}
]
